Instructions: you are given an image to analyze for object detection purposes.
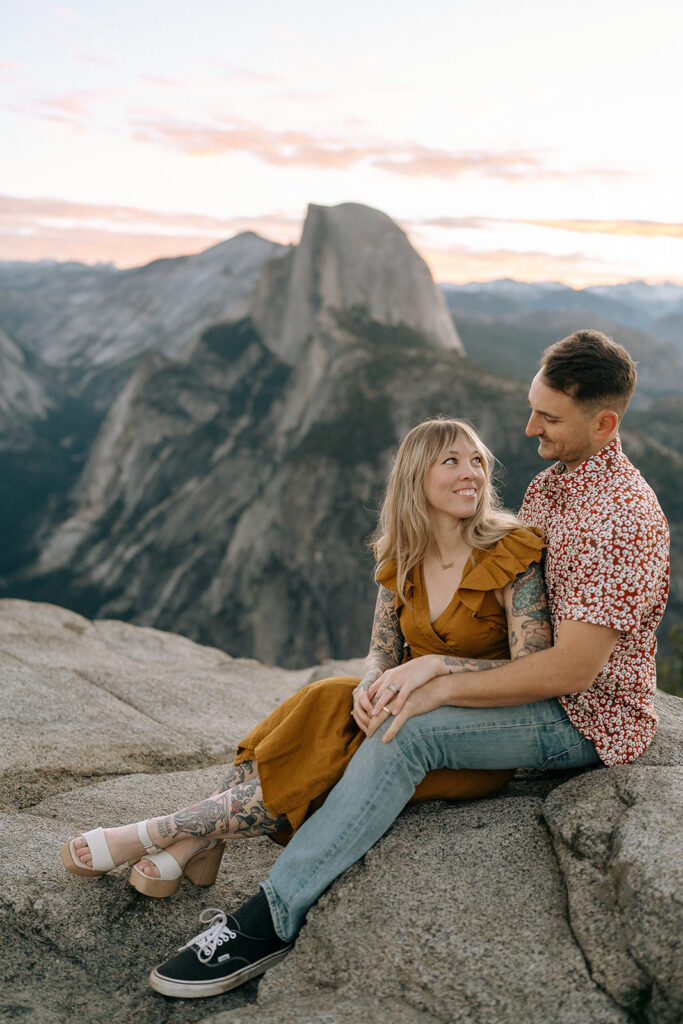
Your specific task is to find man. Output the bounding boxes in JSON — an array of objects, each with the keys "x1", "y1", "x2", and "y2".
[{"x1": 149, "y1": 329, "x2": 669, "y2": 999}]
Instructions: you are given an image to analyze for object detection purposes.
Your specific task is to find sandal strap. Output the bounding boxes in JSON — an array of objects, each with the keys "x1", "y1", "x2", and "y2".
[
  {"x1": 134, "y1": 849, "x2": 182, "y2": 881},
  {"x1": 137, "y1": 820, "x2": 160, "y2": 853},
  {"x1": 81, "y1": 827, "x2": 115, "y2": 872}
]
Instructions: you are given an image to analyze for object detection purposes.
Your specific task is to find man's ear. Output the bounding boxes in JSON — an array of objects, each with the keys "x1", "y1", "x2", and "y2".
[{"x1": 594, "y1": 409, "x2": 620, "y2": 442}]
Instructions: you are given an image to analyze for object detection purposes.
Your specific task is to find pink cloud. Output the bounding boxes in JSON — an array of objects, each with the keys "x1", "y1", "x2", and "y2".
[
  {"x1": 421, "y1": 245, "x2": 636, "y2": 289},
  {"x1": 0, "y1": 194, "x2": 300, "y2": 266},
  {"x1": 9, "y1": 89, "x2": 111, "y2": 129},
  {"x1": 139, "y1": 75, "x2": 184, "y2": 90},
  {"x1": 128, "y1": 115, "x2": 630, "y2": 183}
]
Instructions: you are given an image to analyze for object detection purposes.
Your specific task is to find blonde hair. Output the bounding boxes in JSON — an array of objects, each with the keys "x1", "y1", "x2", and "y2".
[{"x1": 373, "y1": 418, "x2": 521, "y2": 605}]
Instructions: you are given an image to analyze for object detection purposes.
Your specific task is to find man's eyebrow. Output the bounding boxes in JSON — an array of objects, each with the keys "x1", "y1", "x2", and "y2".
[{"x1": 527, "y1": 400, "x2": 557, "y2": 418}]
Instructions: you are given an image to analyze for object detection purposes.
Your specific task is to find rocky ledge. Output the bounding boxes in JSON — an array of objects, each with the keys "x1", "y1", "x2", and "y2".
[{"x1": 1, "y1": 599, "x2": 681, "y2": 1024}]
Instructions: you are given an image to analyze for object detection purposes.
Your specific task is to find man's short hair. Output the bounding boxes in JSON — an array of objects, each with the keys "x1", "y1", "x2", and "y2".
[{"x1": 540, "y1": 329, "x2": 637, "y2": 417}]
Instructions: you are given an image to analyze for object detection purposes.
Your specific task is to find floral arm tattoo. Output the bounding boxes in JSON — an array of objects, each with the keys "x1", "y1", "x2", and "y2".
[
  {"x1": 506, "y1": 561, "x2": 552, "y2": 658},
  {"x1": 355, "y1": 585, "x2": 405, "y2": 695}
]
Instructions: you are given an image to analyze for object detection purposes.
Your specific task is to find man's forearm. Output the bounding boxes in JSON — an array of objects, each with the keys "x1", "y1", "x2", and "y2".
[{"x1": 432, "y1": 645, "x2": 594, "y2": 707}]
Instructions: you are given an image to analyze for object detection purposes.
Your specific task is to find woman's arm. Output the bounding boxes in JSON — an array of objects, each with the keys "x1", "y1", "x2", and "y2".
[{"x1": 353, "y1": 585, "x2": 404, "y2": 733}]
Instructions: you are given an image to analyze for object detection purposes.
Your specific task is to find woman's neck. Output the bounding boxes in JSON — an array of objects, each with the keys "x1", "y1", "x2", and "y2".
[{"x1": 426, "y1": 517, "x2": 469, "y2": 568}]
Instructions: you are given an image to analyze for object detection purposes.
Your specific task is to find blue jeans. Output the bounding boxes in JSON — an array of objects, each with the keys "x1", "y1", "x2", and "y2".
[{"x1": 261, "y1": 698, "x2": 599, "y2": 940}]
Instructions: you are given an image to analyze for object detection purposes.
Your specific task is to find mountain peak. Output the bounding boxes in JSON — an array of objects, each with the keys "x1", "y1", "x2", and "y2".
[{"x1": 251, "y1": 202, "x2": 464, "y2": 364}]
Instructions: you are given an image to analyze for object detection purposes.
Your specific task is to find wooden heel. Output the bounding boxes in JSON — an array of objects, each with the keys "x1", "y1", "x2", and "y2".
[{"x1": 183, "y1": 841, "x2": 226, "y2": 887}]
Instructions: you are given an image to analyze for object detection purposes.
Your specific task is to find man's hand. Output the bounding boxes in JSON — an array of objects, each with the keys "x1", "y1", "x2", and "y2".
[{"x1": 381, "y1": 677, "x2": 449, "y2": 742}]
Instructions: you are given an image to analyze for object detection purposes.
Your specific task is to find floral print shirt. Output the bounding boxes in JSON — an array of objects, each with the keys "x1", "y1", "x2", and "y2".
[{"x1": 520, "y1": 436, "x2": 670, "y2": 765}]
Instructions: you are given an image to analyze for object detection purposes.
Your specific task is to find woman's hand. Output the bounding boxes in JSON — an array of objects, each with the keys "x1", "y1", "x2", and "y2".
[
  {"x1": 352, "y1": 680, "x2": 376, "y2": 735},
  {"x1": 368, "y1": 655, "x2": 445, "y2": 718}
]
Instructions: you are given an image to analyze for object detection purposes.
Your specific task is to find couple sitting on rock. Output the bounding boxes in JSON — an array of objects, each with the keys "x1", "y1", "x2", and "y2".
[{"x1": 60, "y1": 329, "x2": 669, "y2": 1000}]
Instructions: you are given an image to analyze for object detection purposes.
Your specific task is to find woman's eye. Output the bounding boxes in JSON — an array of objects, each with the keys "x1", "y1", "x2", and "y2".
[
  {"x1": 472, "y1": 456, "x2": 482, "y2": 464},
  {"x1": 444, "y1": 457, "x2": 456, "y2": 464}
]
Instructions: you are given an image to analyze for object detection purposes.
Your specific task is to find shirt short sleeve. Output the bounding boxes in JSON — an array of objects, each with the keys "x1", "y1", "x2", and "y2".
[{"x1": 560, "y1": 514, "x2": 669, "y2": 633}]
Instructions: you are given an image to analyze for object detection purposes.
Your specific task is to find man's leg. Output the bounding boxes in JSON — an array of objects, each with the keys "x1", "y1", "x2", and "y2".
[{"x1": 263, "y1": 697, "x2": 598, "y2": 939}]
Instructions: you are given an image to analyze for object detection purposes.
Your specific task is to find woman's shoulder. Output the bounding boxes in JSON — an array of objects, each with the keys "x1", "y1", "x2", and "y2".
[
  {"x1": 462, "y1": 526, "x2": 545, "y2": 594},
  {"x1": 375, "y1": 558, "x2": 397, "y2": 591}
]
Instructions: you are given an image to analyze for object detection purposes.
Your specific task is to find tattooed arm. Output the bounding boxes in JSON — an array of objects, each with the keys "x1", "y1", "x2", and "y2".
[
  {"x1": 352, "y1": 585, "x2": 405, "y2": 733},
  {"x1": 504, "y1": 561, "x2": 552, "y2": 658}
]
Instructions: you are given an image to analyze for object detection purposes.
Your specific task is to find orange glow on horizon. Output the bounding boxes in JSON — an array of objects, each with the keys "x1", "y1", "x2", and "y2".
[
  {"x1": 522, "y1": 219, "x2": 683, "y2": 239},
  {"x1": 1, "y1": 195, "x2": 681, "y2": 288}
]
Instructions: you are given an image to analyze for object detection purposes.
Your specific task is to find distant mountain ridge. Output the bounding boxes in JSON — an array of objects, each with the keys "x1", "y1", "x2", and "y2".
[{"x1": 441, "y1": 278, "x2": 683, "y2": 341}]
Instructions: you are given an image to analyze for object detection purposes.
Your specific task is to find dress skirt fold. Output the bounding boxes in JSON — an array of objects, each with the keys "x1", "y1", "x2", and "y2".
[{"x1": 235, "y1": 676, "x2": 514, "y2": 845}]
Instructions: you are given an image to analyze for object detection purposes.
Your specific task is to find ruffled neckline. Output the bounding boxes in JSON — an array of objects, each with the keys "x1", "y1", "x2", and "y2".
[
  {"x1": 376, "y1": 526, "x2": 545, "y2": 618},
  {"x1": 456, "y1": 527, "x2": 545, "y2": 616}
]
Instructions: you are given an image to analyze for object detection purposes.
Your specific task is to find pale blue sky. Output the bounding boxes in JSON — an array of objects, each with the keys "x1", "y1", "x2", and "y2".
[{"x1": 2, "y1": 0, "x2": 681, "y2": 282}]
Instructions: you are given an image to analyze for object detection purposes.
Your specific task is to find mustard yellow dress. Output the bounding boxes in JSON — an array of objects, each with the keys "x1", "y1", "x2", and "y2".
[{"x1": 235, "y1": 527, "x2": 545, "y2": 844}]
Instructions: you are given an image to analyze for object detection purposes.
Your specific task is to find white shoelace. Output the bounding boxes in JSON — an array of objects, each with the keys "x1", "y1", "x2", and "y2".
[{"x1": 179, "y1": 908, "x2": 237, "y2": 964}]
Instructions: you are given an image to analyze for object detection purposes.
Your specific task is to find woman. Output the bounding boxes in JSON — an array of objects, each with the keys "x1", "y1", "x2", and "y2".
[{"x1": 60, "y1": 418, "x2": 551, "y2": 897}]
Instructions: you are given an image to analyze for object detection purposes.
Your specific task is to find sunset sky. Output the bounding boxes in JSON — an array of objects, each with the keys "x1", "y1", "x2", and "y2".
[{"x1": 2, "y1": 0, "x2": 681, "y2": 285}]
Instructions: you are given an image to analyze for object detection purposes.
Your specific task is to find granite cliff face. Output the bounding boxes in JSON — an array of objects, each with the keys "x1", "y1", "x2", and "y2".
[
  {"x1": 2, "y1": 600, "x2": 681, "y2": 1024},
  {"x1": 0, "y1": 232, "x2": 283, "y2": 375},
  {"x1": 252, "y1": 203, "x2": 463, "y2": 365}
]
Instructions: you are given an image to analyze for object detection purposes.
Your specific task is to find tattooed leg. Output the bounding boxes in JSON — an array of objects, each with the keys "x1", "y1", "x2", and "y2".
[
  {"x1": 74, "y1": 763, "x2": 284, "y2": 874},
  {"x1": 210, "y1": 758, "x2": 256, "y2": 797},
  {"x1": 135, "y1": 772, "x2": 289, "y2": 878},
  {"x1": 149, "y1": 775, "x2": 288, "y2": 847}
]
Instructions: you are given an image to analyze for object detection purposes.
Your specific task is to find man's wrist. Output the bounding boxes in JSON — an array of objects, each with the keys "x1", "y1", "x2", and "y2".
[{"x1": 436, "y1": 672, "x2": 459, "y2": 705}]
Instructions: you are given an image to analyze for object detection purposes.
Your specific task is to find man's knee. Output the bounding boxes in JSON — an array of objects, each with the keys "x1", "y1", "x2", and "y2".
[{"x1": 369, "y1": 711, "x2": 446, "y2": 767}]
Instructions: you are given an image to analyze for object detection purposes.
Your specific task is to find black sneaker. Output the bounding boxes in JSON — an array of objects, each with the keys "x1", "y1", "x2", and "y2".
[{"x1": 149, "y1": 906, "x2": 292, "y2": 999}]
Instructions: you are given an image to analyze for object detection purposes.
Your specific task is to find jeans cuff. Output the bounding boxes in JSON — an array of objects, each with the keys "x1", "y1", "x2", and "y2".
[{"x1": 260, "y1": 878, "x2": 292, "y2": 942}]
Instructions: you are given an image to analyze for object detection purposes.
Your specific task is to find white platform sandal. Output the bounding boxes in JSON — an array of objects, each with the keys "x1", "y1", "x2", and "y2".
[
  {"x1": 130, "y1": 839, "x2": 226, "y2": 898},
  {"x1": 60, "y1": 820, "x2": 160, "y2": 878}
]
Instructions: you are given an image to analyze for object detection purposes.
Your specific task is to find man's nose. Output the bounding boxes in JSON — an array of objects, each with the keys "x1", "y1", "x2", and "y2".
[{"x1": 526, "y1": 413, "x2": 541, "y2": 436}]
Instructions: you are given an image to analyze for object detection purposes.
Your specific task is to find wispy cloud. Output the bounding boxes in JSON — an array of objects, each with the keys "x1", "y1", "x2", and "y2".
[
  {"x1": 418, "y1": 216, "x2": 492, "y2": 231},
  {"x1": 8, "y1": 89, "x2": 109, "y2": 128},
  {"x1": 520, "y1": 218, "x2": 683, "y2": 239},
  {"x1": 374, "y1": 147, "x2": 546, "y2": 180},
  {"x1": 129, "y1": 115, "x2": 624, "y2": 182},
  {"x1": 421, "y1": 244, "x2": 620, "y2": 288},
  {"x1": 0, "y1": 194, "x2": 299, "y2": 266},
  {"x1": 138, "y1": 75, "x2": 183, "y2": 90}
]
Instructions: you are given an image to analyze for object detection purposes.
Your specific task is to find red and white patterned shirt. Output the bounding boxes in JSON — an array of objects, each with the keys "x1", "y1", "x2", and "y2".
[{"x1": 520, "y1": 436, "x2": 669, "y2": 766}]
